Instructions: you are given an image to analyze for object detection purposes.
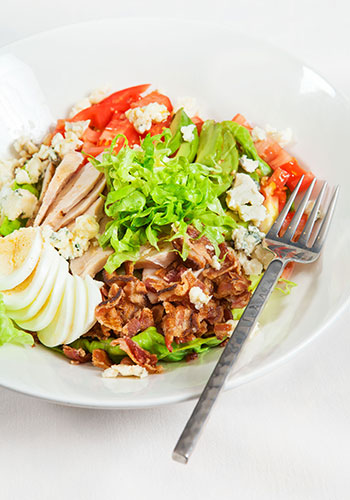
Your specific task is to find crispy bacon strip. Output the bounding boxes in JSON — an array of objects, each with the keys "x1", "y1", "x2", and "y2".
[
  {"x1": 111, "y1": 338, "x2": 162, "y2": 374},
  {"x1": 92, "y1": 349, "x2": 112, "y2": 370},
  {"x1": 63, "y1": 346, "x2": 92, "y2": 364}
]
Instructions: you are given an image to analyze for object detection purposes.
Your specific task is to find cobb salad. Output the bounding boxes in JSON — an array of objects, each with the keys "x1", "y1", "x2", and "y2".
[{"x1": 0, "y1": 81, "x2": 315, "y2": 379}]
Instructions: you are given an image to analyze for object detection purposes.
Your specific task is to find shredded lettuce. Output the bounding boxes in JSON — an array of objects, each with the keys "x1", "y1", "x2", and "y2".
[
  {"x1": 275, "y1": 278, "x2": 297, "y2": 295},
  {"x1": 67, "y1": 327, "x2": 224, "y2": 364},
  {"x1": 91, "y1": 131, "x2": 237, "y2": 273},
  {"x1": 0, "y1": 295, "x2": 34, "y2": 347},
  {"x1": 0, "y1": 217, "x2": 26, "y2": 236}
]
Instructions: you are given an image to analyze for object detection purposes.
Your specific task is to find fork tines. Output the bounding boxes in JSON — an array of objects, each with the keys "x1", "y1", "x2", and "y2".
[{"x1": 266, "y1": 176, "x2": 339, "y2": 252}]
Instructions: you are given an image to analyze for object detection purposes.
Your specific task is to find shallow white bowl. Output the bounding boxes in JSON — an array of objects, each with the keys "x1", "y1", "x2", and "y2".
[{"x1": 0, "y1": 18, "x2": 349, "y2": 409}]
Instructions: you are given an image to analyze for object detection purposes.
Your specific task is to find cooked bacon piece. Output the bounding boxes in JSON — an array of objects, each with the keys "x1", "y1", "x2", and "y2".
[
  {"x1": 95, "y1": 301, "x2": 124, "y2": 332},
  {"x1": 214, "y1": 323, "x2": 234, "y2": 340},
  {"x1": 111, "y1": 337, "x2": 162, "y2": 374},
  {"x1": 92, "y1": 349, "x2": 112, "y2": 370},
  {"x1": 172, "y1": 226, "x2": 214, "y2": 269},
  {"x1": 62, "y1": 345, "x2": 92, "y2": 364},
  {"x1": 152, "y1": 304, "x2": 164, "y2": 325},
  {"x1": 185, "y1": 352, "x2": 198, "y2": 363},
  {"x1": 123, "y1": 279, "x2": 147, "y2": 306},
  {"x1": 83, "y1": 322, "x2": 109, "y2": 339},
  {"x1": 161, "y1": 303, "x2": 193, "y2": 351},
  {"x1": 214, "y1": 272, "x2": 250, "y2": 299},
  {"x1": 124, "y1": 261, "x2": 135, "y2": 275},
  {"x1": 121, "y1": 308, "x2": 154, "y2": 337}
]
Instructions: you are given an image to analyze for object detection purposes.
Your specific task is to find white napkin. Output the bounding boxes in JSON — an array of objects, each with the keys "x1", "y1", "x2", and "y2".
[{"x1": 0, "y1": 54, "x2": 53, "y2": 158}]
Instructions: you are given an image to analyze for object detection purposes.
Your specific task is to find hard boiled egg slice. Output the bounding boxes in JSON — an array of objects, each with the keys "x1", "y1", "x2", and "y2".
[
  {"x1": 3, "y1": 243, "x2": 59, "y2": 311},
  {"x1": 84, "y1": 275, "x2": 103, "y2": 334},
  {"x1": 38, "y1": 274, "x2": 75, "y2": 348},
  {"x1": 14, "y1": 257, "x2": 68, "y2": 330},
  {"x1": 0, "y1": 227, "x2": 42, "y2": 291},
  {"x1": 63, "y1": 275, "x2": 88, "y2": 345}
]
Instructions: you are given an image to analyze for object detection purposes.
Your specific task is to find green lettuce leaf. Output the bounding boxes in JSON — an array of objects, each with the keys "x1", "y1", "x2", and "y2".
[
  {"x1": 0, "y1": 295, "x2": 34, "y2": 347},
  {"x1": 0, "y1": 217, "x2": 26, "y2": 237},
  {"x1": 67, "y1": 327, "x2": 224, "y2": 364},
  {"x1": 275, "y1": 278, "x2": 297, "y2": 295},
  {"x1": 93, "y1": 131, "x2": 237, "y2": 273}
]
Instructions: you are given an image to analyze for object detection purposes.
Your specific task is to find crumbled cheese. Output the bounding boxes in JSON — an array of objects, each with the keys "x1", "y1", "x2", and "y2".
[
  {"x1": 225, "y1": 319, "x2": 238, "y2": 337},
  {"x1": 102, "y1": 364, "x2": 148, "y2": 379},
  {"x1": 132, "y1": 144, "x2": 143, "y2": 152},
  {"x1": 15, "y1": 155, "x2": 48, "y2": 185},
  {"x1": 239, "y1": 154, "x2": 259, "y2": 173},
  {"x1": 0, "y1": 186, "x2": 38, "y2": 220},
  {"x1": 226, "y1": 173, "x2": 266, "y2": 225},
  {"x1": 64, "y1": 120, "x2": 90, "y2": 139},
  {"x1": 251, "y1": 125, "x2": 293, "y2": 147},
  {"x1": 232, "y1": 224, "x2": 264, "y2": 256},
  {"x1": 236, "y1": 250, "x2": 263, "y2": 276},
  {"x1": 51, "y1": 131, "x2": 83, "y2": 157},
  {"x1": 175, "y1": 96, "x2": 199, "y2": 117},
  {"x1": 68, "y1": 97, "x2": 91, "y2": 119},
  {"x1": 13, "y1": 137, "x2": 39, "y2": 157},
  {"x1": 68, "y1": 86, "x2": 111, "y2": 119},
  {"x1": 42, "y1": 214, "x2": 99, "y2": 260},
  {"x1": 212, "y1": 255, "x2": 221, "y2": 270},
  {"x1": 189, "y1": 286, "x2": 211, "y2": 310},
  {"x1": 264, "y1": 124, "x2": 293, "y2": 147},
  {"x1": 251, "y1": 126, "x2": 267, "y2": 142},
  {"x1": 0, "y1": 159, "x2": 18, "y2": 188},
  {"x1": 125, "y1": 103, "x2": 170, "y2": 134},
  {"x1": 252, "y1": 244, "x2": 274, "y2": 270},
  {"x1": 88, "y1": 85, "x2": 111, "y2": 104},
  {"x1": 180, "y1": 124, "x2": 196, "y2": 143}
]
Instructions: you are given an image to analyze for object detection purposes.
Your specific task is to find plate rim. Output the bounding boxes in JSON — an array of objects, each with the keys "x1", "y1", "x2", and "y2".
[{"x1": 0, "y1": 16, "x2": 349, "y2": 409}]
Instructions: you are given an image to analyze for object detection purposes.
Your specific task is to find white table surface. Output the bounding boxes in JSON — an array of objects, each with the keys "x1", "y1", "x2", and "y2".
[{"x1": 1, "y1": 1, "x2": 350, "y2": 499}]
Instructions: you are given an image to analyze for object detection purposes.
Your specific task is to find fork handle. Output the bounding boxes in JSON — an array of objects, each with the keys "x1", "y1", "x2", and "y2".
[{"x1": 173, "y1": 258, "x2": 285, "y2": 464}]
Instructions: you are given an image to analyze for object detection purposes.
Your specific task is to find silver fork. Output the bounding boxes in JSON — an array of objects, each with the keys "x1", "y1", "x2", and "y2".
[{"x1": 173, "y1": 176, "x2": 339, "y2": 464}]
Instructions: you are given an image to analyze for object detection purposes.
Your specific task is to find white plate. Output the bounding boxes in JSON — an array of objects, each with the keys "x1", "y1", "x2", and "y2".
[{"x1": 0, "y1": 18, "x2": 349, "y2": 409}]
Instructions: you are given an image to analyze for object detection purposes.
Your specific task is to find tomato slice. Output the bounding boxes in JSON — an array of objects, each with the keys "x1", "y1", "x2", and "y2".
[
  {"x1": 100, "y1": 84, "x2": 150, "y2": 108},
  {"x1": 71, "y1": 84, "x2": 150, "y2": 129},
  {"x1": 53, "y1": 119, "x2": 66, "y2": 136},
  {"x1": 279, "y1": 160, "x2": 315, "y2": 191},
  {"x1": 255, "y1": 137, "x2": 314, "y2": 192},
  {"x1": 81, "y1": 142, "x2": 106, "y2": 158},
  {"x1": 82, "y1": 127, "x2": 102, "y2": 144},
  {"x1": 268, "y1": 167, "x2": 290, "y2": 190},
  {"x1": 149, "y1": 115, "x2": 172, "y2": 136},
  {"x1": 232, "y1": 113, "x2": 252, "y2": 131},
  {"x1": 191, "y1": 115, "x2": 204, "y2": 134},
  {"x1": 280, "y1": 212, "x2": 308, "y2": 239},
  {"x1": 99, "y1": 111, "x2": 140, "y2": 147},
  {"x1": 130, "y1": 90, "x2": 173, "y2": 113},
  {"x1": 281, "y1": 262, "x2": 295, "y2": 280}
]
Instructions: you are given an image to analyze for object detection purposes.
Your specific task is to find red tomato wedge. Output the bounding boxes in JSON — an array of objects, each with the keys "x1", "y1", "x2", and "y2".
[
  {"x1": 255, "y1": 137, "x2": 314, "y2": 191},
  {"x1": 280, "y1": 212, "x2": 308, "y2": 239},
  {"x1": 281, "y1": 262, "x2": 295, "y2": 280},
  {"x1": 232, "y1": 113, "x2": 252, "y2": 131},
  {"x1": 53, "y1": 119, "x2": 65, "y2": 136},
  {"x1": 81, "y1": 142, "x2": 106, "y2": 157},
  {"x1": 70, "y1": 84, "x2": 150, "y2": 129},
  {"x1": 149, "y1": 115, "x2": 172, "y2": 136},
  {"x1": 261, "y1": 167, "x2": 289, "y2": 211},
  {"x1": 99, "y1": 112, "x2": 140, "y2": 146},
  {"x1": 130, "y1": 90, "x2": 173, "y2": 112},
  {"x1": 191, "y1": 115, "x2": 204, "y2": 134},
  {"x1": 82, "y1": 127, "x2": 102, "y2": 144}
]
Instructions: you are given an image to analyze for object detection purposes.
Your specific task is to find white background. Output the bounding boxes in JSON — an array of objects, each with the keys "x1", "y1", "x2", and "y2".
[{"x1": 1, "y1": 1, "x2": 350, "y2": 499}]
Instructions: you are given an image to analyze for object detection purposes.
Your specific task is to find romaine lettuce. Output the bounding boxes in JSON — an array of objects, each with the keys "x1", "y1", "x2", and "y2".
[
  {"x1": 0, "y1": 295, "x2": 34, "y2": 347},
  {"x1": 68, "y1": 327, "x2": 224, "y2": 364},
  {"x1": 91, "y1": 131, "x2": 238, "y2": 273}
]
